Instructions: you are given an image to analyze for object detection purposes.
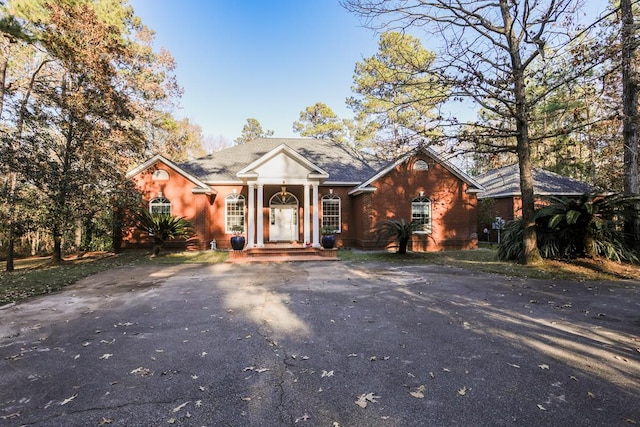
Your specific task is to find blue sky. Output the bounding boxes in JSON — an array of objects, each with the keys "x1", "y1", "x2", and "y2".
[{"x1": 129, "y1": 0, "x2": 381, "y2": 146}]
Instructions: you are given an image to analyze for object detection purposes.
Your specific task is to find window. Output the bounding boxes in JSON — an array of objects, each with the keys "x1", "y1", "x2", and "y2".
[
  {"x1": 225, "y1": 194, "x2": 245, "y2": 233},
  {"x1": 321, "y1": 193, "x2": 341, "y2": 233},
  {"x1": 149, "y1": 196, "x2": 171, "y2": 215},
  {"x1": 411, "y1": 196, "x2": 432, "y2": 233},
  {"x1": 413, "y1": 160, "x2": 429, "y2": 171}
]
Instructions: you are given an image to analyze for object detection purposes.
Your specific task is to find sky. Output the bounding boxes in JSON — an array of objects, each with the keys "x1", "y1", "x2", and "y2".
[{"x1": 128, "y1": 0, "x2": 381, "y2": 147}]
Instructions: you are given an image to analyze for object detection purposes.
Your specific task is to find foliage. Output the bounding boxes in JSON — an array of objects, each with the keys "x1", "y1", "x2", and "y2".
[
  {"x1": 348, "y1": 31, "x2": 447, "y2": 159},
  {"x1": 135, "y1": 210, "x2": 194, "y2": 256},
  {"x1": 234, "y1": 118, "x2": 274, "y2": 145},
  {"x1": 498, "y1": 193, "x2": 640, "y2": 263},
  {"x1": 320, "y1": 226, "x2": 336, "y2": 236},
  {"x1": 293, "y1": 102, "x2": 348, "y2": 143},
  {"x1": 375, "y1": 218, "x2": 421, "y2": 254},
  {"x1": 0, "y1": 0, "x2": 183, "y2": 267}
]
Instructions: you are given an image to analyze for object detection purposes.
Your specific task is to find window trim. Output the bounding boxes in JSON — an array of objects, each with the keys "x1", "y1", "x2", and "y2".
[
  {"x1": 411, "y1": 196, "x2": 432, "y2": 234},
  {"x1": 149, "y1": 196, "x2": 171, "y2": 215},
  {"x1": 321, "y1": 193, "x2": 341, "y2": 233},
  {"x1": 225, "y1": 193, "x2": 246, "y2": 234}
]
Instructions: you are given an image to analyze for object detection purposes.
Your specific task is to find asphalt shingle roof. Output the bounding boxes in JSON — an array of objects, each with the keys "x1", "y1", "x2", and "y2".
[
  {"x1": 179, "y1": 138, "x2": 381, "y2": 184},
  {"x1": 475, "y1": 164, "x2": 594, "y2": 199}
]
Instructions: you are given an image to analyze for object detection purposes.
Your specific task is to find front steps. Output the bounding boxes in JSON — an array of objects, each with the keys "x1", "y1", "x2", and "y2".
[{"x1": 227, "y1": 243, "x2": 338, "y2": 263}]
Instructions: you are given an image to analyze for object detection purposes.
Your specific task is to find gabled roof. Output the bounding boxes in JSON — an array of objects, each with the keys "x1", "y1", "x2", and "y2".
[
  {"x1": 475, "y1": 164, "x2": 594, "y2": 199},
  {"x1": 179, "y1": 138, "x2": 379, "y2": 184},
  {"x1": 126, "y1": 154, "x2": 212, "y2": 192},
  {"x1": 237, "y1": 144, "x2": 329, "y2": 181},
  {"x1": 349, "y1": 146, "x2": 484, "y2": 195}
]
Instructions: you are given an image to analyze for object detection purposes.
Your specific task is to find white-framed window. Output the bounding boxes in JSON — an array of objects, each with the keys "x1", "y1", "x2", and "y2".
[
  {"x1": 225, "y1": 194, "x2": 245, "y2": 233},
  {"x1": 149, "y1": 196, "x2": 171, "y2": 215},
  {"x1": 411, "y1": 196, "x2": 432, "y2": 233},
  {"x1": 321, "y1": 193, "x2": 341, "y2": 233},
  {"x1": 413, "y1": 160, "x2": 429, "y2": 171}
]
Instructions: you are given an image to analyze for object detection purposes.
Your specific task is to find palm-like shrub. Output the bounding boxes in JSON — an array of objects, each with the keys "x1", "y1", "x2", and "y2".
[
  {"x1": 498, "y1": 192, "x2": 640, "y2": 262},
  {"x1": 135, "y1": 210, "x2": 194, "y2": 256},
  {"x1": 375, "y1": 218, "x2": 421, "y2": 254}
]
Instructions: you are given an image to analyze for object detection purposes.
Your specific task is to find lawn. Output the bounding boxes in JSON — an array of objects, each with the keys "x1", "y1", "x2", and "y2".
[{"x1": 1, "y1": 247, "x2": 638, "y2": 306}]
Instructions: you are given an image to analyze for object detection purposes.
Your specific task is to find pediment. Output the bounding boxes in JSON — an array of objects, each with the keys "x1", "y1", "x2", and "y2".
[{"x1": 237, "y1": 144, "x2": 329, "y2": 183}]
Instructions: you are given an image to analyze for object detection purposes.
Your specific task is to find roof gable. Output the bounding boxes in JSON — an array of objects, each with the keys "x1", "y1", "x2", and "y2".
[
  {"x1": 178, "y1": 138, "x2": 378, "y2": 184},
  {"x1": 237, "y1": 144, "x2": 329, "y2": 183},
  {"x1": 350, "y1": 146, "x2": 484, "y2": 195},
  {"x1": 126, "y1": 154, "x2": 211, "y2": 192}
]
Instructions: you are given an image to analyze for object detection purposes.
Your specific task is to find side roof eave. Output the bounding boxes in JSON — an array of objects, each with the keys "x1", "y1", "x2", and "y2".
[
  {"x1": 349, "y1": 147, "x2": 484, "y2": 195},
  {"x1": 126, "y1": 154, "x2": 214, "y2": 193}
]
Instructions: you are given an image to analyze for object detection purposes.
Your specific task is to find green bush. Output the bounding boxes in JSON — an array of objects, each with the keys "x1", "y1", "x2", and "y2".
[{"x1": 498, "y1": 192, "x2": 640, "y2": 262}]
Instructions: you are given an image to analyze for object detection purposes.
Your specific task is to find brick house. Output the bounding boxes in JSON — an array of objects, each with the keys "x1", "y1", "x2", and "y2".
[{"x1": 124, "y1": 138, "x2": 484, "y2": 252}]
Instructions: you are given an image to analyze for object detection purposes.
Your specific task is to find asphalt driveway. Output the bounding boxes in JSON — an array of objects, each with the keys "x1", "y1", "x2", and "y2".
[{"x1": 0, "y1": 261, "x2": 639, "y2": 426}]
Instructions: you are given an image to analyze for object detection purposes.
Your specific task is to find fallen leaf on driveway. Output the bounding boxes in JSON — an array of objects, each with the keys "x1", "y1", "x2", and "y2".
[
  {"x1": 172, "y1": 401, "x2": 190, "y2": 413},
  {"x1": 321, "y1": 370, "x2": 334, "y2": 378},
  {"x1": 60, "y1": 394, "x2": 77, "y2": 405},
  {"x1": 294, "y1": 413, "x2": 310, "y2": 423},
  {"x1": 355, "y1": 392, "x2": 380, "y2": 408},
  {"x1": 508, "y1": 363, "x2": 520, "y2": 368},
  {"x1": 457, "y1": 386, "x2": 469, "y2": 396},
  {"x1": 538, "y1": 364, "x2": 550, "y2": 370},
  {"x1": 409, "y1": 385, "x2": 425, "y2": 399},
  {"x1": 130, "y1": 367, "x2": 153, "y2": 377},
  {"x1": 99, "y1": 354, "x2": 113, "y2": 360},
  {"x1": 537, "y1": 404, "x2": 547, "y2": 411},
  {"x1": 98, "y1": 417, "x2": 113, "y2": 425}
]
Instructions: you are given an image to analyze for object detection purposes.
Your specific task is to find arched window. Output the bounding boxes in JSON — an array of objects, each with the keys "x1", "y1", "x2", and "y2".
[
  {"x1": 411, "y1": 196, "x2": 432, "y2": 233},
  {"x1": 413, "y1": 160, "x2": 429, "y2": 171},
  {"x1": 225, "y1": 194, "x2": 245, "y2": 234},
  {"x1": 321, "y1": 193, "x2": 341, "y2": 233},
  {"x1": 149, "y1": 195, "x2": 171, "y2": 215}
]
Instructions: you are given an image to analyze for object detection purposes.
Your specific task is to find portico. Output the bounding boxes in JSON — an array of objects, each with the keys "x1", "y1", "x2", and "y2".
[{"x1": 236, "y1": 145, "x2": 329, "y2": 248}]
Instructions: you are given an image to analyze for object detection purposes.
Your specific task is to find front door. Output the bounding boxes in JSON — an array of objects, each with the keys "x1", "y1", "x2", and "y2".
[
  {"x1": 269, "y1": 192, "x2": 299, "y2": 242},
  {"x1": 269, "y1": 206, "x2": 297, "y2": 241}
]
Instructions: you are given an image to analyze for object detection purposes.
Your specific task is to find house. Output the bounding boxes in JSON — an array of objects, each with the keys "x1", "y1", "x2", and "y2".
[
  {"x1": 475, "y1": 164, "x2": 594, "y2": 237},
  {"x1": 124, "y1": 138, "x2": 484, "y2": 252}
]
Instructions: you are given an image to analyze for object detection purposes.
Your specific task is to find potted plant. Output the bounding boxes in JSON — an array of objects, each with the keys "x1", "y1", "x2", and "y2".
[
  {"x1": 320, "y1": 226, "x2": 336, "y2": 249},
  {"x1": 230, "y1": 224, "x2": 245, "y2": 251}
]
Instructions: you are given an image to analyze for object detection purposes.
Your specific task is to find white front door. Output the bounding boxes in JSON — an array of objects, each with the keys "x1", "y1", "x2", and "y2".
[{"x1": 269, "y1": 206, "x2": 297, "y2": 241}]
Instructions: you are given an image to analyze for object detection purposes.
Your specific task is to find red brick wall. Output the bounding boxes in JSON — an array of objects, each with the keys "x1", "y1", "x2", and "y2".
[
  {"x1": 362, "y1": 154, "x2": 478, "y2": 251},
  {"x1": 122, "y1": 162, "x2": 212, "y2": 250}
]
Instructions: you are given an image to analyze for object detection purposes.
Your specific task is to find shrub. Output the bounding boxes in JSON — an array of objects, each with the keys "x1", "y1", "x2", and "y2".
[{"x1": 135, "y1": 210, "x2": 194, "y2": 256}]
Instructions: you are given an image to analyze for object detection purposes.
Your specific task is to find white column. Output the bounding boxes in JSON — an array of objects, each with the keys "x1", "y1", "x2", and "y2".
[
  {"x1": 303, "y1": 184, "x2": 310, "y2": 244},
  {"x1": 312, "y1": 183, "x2": 320, "y2": 247},
  {"x1": 247, "y1": 184, "x2": 255, "y2": 248},
  {"x1": 256, "y1": 184, "x2": 264, "y2": 247}
]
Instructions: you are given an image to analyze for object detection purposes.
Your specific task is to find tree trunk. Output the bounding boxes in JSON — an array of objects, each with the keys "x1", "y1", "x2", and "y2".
[
  {"x1": 500, "y1": 0, "x2": 541, "y2": 265},
  {"x1": 52, "y1": 228, "x2": 63, "y2": 263},
  {"x1": 621, "y1": 0, "x2": 640, "y2": 252},
  {"x1": 398, "y1": 237, "x2": 408, "y2": 254}
]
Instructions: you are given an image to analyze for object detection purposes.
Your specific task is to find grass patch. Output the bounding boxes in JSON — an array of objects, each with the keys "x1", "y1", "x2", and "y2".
[
  {"x1": 338, "y1": 248, "x2": 639, "y2": 281},
  {"x1": 0, "y1": 250, "x2": 228, "y2": 305}
]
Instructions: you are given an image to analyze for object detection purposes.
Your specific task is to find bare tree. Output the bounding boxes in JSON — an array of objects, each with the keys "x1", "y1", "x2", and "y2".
[{"x1": 343, "y1": 0, "x2": 592, "y2": 264}]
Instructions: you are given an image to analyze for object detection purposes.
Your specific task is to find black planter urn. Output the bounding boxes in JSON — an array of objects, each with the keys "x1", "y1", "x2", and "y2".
[
  {"x1": 321, "y1": 235, "x2": 336, "y2": 249},
  {"x1": 230, "y1": 236, "x2": 245, "y2": 251}
]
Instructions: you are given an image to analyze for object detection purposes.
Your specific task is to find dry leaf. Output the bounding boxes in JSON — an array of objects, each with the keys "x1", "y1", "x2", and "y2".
[
  {"x1": 60, "y1": 394, "x2": 78, "y2": 406},
  {"x1": 537, "y1": 404, "x2": 547, "y2": 411},
  {"x1": 355, "y1": 392, "x2": 380, "y2": 408},
  {"x1": 294, "y1": 413, "x2": 311, "y2": 423},
  {"x1": 195, "y1": 400, "x2": 202, "y2": 408},
  {"x1": 99, "y1": 354, "x2": 113, "y2": 360},
  {"x1": 321, "y1": 370, "x2": 334, "y2": 378},
  {"x1": 255, "y1": 368, "x2": 270, "y2": 373},
  {"x1": 538, "y1": 364, "x2": 550, "y2": 370},
  {"x1": 457, "y1": 386, "x2": 469, "y2": 396},
  {"x1": 507, "y1": 363, "x2": 520, "y2": 368},
  {"x1": 409, "y1": 385, "x2": 426, "y2": 399},
  {"x1": 587, "y1": 391, "x2": 595, "y2": 398},
  {"x1": 172, "y1": 401, "x2": 190, "y2": 413},
  {"x1": 98, "y1": 417, "x2": 113, "y2": 425}
]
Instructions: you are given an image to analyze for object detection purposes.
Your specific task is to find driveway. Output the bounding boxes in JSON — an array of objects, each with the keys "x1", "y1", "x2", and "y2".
[{"x1": 0, "y1": 261, "x2": 639, "y2": 426}]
